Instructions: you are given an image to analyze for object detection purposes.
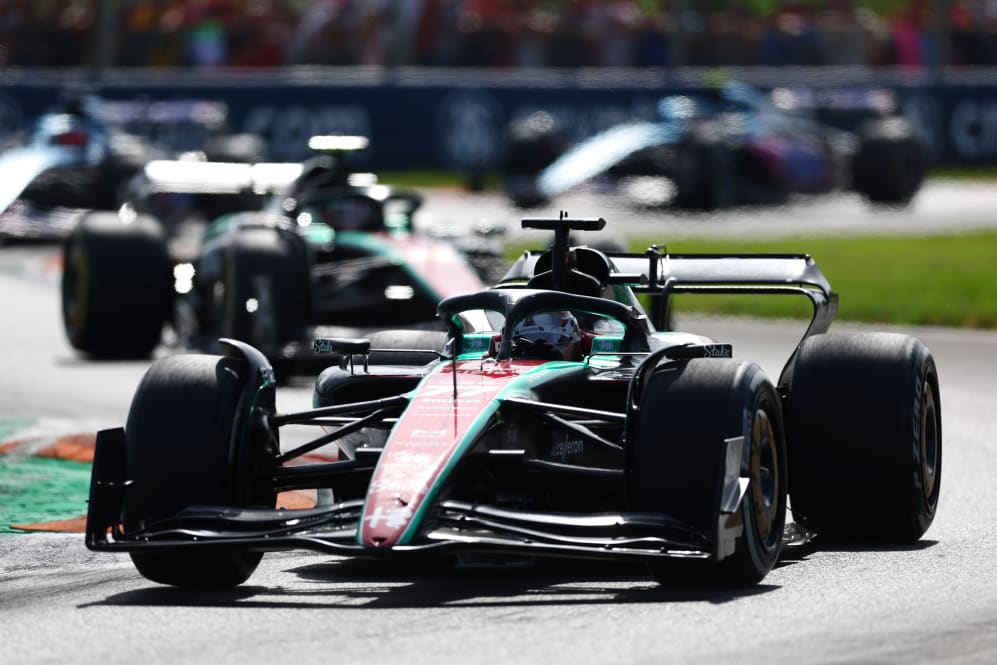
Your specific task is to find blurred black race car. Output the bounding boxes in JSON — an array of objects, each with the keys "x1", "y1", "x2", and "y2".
[
  {"x1": 503, "y1": 81, "x2": 926, "y2": 210},
  {"x1": 86, "y1": 215, "x2": 941, "y2": 588},
  {"x1": 60, "y1": 136, "x2": 503, "y2": 378}
]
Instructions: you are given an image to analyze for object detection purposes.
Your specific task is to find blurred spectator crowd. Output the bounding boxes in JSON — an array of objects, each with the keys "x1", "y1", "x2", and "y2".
[{"x1": 3, "y1": 0, "x2": 997, "y2": 69}]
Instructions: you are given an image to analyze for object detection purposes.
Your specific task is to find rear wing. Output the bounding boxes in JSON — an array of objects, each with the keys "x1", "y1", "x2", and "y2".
[
  {"x1": 500, "y1": 244, "x2": 838, "y2": 339},
  {"x1": 140, "y1": 160, "x2": 303, "y2": 195},
  {"x1": 139, "y1": 135, "x2": 373, "y2": 196},
  {"x1": 633, "y1": 249, "x2": 836, "y2": 338}
]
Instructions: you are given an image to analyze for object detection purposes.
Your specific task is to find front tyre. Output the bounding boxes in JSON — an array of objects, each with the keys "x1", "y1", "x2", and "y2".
[
  {"x1": 629, "y1": 359, "x2": 787, "y2": 587},
  {"x1": 124, "y1": 354, "x2": 274, "y2": 587},
  {"x1": 785, "y1": 332, "x2": 941, "y2": 542}
]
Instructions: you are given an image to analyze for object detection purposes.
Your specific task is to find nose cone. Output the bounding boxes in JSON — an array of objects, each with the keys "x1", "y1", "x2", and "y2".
[{"x1": 358, "y1": 362, "x2": 521, "y2": 548}]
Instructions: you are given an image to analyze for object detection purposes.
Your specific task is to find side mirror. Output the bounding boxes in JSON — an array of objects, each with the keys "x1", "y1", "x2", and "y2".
[{"x1": 313, "y1": 337, "x2": 371, "y2": 374}]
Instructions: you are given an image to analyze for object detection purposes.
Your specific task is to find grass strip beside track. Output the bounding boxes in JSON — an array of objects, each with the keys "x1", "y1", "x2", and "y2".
[
  {"x1": 386, "y1": 169, "x2": 997, "y2": 191},
  {"x1": 0, "y1": 456, "x2": 92, "y2": 535},
  {"x1": 510, "y1": 229, "x2": 997, "y2": 329},
  {"x1": 0, "y1": 424, "x2": 318, "y2": 535}
]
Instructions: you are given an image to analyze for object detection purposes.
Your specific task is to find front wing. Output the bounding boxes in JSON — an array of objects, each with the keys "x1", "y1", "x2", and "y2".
[{"x1": 85, "y1": 428, "x2": 713, "y2": 563}]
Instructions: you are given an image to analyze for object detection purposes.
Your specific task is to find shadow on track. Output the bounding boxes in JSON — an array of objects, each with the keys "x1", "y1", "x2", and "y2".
[{"x1": 80, "y1": 557, "x2": 779, "y2": 610}]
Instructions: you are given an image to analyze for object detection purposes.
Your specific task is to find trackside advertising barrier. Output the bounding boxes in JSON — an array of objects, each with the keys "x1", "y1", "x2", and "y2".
[{"x1": 2, "y1": 67, "x2": 997, "y2": 171}]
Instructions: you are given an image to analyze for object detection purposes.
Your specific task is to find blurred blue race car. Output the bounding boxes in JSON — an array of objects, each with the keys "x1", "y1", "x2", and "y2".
[
  {"x1": 0, "y1": 94, "x2": 266, "y2": 242},
  {"x1": 503, "y1": 81, "x2": 926, "y2": 210}
]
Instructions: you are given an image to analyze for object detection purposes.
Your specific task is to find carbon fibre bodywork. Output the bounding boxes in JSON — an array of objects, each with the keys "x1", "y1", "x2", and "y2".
[
  {"x1": 85, "y1": 217, "x2": 866, "y2": 586},
  {"x1": 59, "y1": 139, "x2": 501, "y2": 370}
]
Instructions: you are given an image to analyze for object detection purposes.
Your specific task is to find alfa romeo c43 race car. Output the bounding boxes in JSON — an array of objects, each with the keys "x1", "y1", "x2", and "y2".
[
  {"x1": 60, "y1": 137, "x2": 500, "y2": 376},
  {"x1": 86, "y1": 216, "x2": 941, "y2": 588}
]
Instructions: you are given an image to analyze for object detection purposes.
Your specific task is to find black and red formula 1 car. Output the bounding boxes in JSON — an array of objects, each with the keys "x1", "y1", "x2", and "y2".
[
  {"x1": 86, "y1": 216, "x2": 941, "y2": 588},
  {"x1": 59, "y1": 136, "x2": 502, "y2": 378}
]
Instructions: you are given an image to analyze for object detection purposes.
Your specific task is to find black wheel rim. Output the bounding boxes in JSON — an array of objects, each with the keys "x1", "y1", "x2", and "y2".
[
  {"x1": 750, "y1": 408, "x2": 780, "y2": 550},
  {"x1": 920, "y1": 378, "x2": 940, "y2": 507}
]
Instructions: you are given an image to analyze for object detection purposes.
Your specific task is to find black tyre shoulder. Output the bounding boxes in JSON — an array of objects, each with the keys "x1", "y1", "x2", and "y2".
[
  {"x1": 124, "y1": 353, "x2": 273, "y2": 587},
  {"x1": 61, "y1": 211, "x2": 171, "y2": 358},
  {"x1": 628, "y1": 358, "x2": 787, "y2": 586},
  {"x1": 785, "y1": 332, "x2": 941, "y2": 542}
]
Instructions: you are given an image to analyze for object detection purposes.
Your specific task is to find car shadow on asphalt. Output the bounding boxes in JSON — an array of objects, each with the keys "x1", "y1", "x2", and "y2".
[
  {"x1": 770, "y1": 537, "x2": 940, "y2": 577},
  {"x1": 81, "y1": 557, "x2": 779, "y2": 610},
  {"x1": 792, "y1": 539, "x2": 940, "y2": 554}
]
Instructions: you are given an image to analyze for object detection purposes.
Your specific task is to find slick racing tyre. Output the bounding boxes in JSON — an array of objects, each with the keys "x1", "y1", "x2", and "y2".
[
  {"x1": 501, "y1": 111, "x2": 567, "y2": 207},
  {"x1": 202, "y1": 133, "x2": 268, "y2": 163},
  {"x1": 784, "y1": 332, "x2": 941, "y2": 542},
  {"x1": 851, "y1": 117, "x2": 926, "y2": 207},
  {"x1": 61, "y1": 211, "x2": 171, "y2": 358},
  {"x1": 332, "y1": 329, "x2": 449, "y2": 369},
  {"x1": 672, "y1": 130, "x2": 738, "y2": 211},
  {"x1": 220, "y1": 226, "x2": 310, "y2": 379},
  {"x1": 629, "y1": 359, "x2": 787, "y2": 587},
  {"x1": 124, "y1": 354, "x2": 275, "y2": 587},
  {"x1": 366, "y1": 329, "x2": 449, "y2": 366}
]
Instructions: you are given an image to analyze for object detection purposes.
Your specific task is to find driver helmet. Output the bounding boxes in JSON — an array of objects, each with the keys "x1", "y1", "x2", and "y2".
[{"x1": 511, "y1": 311, "x2": 583, "y2": 361}]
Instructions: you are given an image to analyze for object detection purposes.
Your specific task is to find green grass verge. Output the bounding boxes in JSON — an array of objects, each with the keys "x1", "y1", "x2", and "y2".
[
  {"x1": 0, "y1": 457, "x2": 91, "y2": 535},
  {"x1": 376, "y1": 170, "x2": 502, "y2": 190},
  {"x1": 507, "y1": 230, "x2": 997, "y2": 329},
  {"x1": 379, "y1": 168, "x2": 997, "y2": 190},
  {"x1": 642, "y1": 231, "x2": 997, "y2": 328}
]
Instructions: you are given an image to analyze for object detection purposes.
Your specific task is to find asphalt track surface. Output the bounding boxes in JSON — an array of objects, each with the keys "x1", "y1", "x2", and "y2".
[{"x1": 3, "y1": 182, "x2": 997, "y2": 665}]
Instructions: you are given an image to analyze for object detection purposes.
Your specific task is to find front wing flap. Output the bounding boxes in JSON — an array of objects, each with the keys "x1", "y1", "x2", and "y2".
[
  {"x1": 88, "y1": 499, "x2": 713, "y2": 562},
  {"x1": 87, "y1": 429, "x2": 712, "y2": 562}
]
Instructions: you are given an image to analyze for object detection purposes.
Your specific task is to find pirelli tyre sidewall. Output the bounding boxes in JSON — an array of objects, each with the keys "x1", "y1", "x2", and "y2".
[
  {"x1": 215, "y1": 225, "x2": 310, "y2": 378},
  {"x1": 628, "y1": 358, "x2": 787, "y2": 587},
  {"x1": 785, "y1": 332, "x2": 941, "y2": 542},
  {"x1": 61, "y1": 211, "x2": 171, "y2": 358},
  {"x1": 123, "y1": 354, "x2": 272, "y2": 587}
]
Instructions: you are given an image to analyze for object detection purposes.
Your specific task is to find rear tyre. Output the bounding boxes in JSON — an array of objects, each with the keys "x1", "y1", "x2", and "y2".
[
  {"x1": 61, "y1": 211, "x2": 171, "y2": 358},
  {"x1": 629, "y1": 359, "x2": 787, "y2": 587},
  {"x1": 353, "y1": 330, "x2": 447, "y2": 365},
  {"x1": 124, "y1": 354, "x2": 274, "y2": 587},
  {"x1": 785, "y1": 332, "x2": 941, "y2": 542},
  {"x1": 202, "y1": 133, "x2": 268, "y2": 162},
  {"x1": 222, "y1": 227, "x2": 310, "y2": 380},
  {"x1": 502, "y1": 112, "x2": 567, "y2": 207},
  {"x1": 851, "y1": 118, "x2": 926, "y2": 207},
  {"x1": 673, "y1": 131, "x2": 737, "y2": 211},
  {"x1": 363, "y1": 329, "x2": 448, "y2": 366}
]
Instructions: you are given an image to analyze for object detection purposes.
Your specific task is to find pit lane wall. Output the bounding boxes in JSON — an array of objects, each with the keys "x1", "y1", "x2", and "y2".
[{"x1": 2, "y1": 67, "x2": 996, "y2": 172}]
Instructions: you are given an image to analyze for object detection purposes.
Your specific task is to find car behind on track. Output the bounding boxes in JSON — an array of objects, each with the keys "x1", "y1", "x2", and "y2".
[
  {"x1": 503, "y1": 81, "x2": 927, "y2": 211},
  {"x1": 59, "y1": 136, "x2": 504, "y2": 378}
]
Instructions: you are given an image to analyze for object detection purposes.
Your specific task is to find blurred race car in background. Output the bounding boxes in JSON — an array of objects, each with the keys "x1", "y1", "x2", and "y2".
[
  {"x1": 59, "y1": 136, "x2": 504, "y2": 378},
  {"x1": 502, "y1": 81, "x2": 927, "y2": 210},
  {"x1": 0, "y1": 94, "x2": 267, "y2": 242},
  {"x1": 84, "y1": 215, "x2": 942, "y2": 589}
]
